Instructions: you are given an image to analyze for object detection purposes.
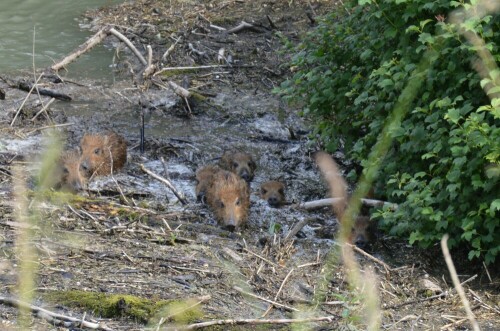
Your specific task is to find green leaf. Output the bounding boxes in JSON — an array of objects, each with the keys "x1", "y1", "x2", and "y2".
[
  {"x1": 418, "y1": 33, "x2": 435, "y2": 45},
  {"x1": 491, "y1": 200, "x2": 500, "y2": 212},
  {"x1": 445, "y1": 108, "x2": 461, "y2": 124},
  {"x1": 419, "y1": 19, "x2": 433, "y2": 29}
]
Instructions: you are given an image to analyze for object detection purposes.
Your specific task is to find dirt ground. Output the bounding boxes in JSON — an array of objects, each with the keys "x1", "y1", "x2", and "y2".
[{"x1": 0, "y1": 0, "x2": 499, "y2": 330}]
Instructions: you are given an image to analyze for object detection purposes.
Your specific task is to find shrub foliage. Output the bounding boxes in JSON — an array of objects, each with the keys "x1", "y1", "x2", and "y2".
[{"x1": 278, "y1": 0, "x2": 499, "y2": 263}]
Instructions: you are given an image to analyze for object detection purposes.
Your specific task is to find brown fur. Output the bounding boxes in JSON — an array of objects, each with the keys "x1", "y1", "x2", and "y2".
[
  {"x1": 349, "y1": 216, "x2": 376, "y2": 249},
  {"x1": 56, "y1": 150, "x2": 86, "y2": 193},
  {"x1": 259, "y1": 181, "x2": 286, "y2": 208},
  {"x1": 218, "y1": 151, "x2": 256, "y2": 182},
  {"x1": 80, "y1": 131, "x2": 127, "y2": 176},
  {"x1": 195, "y1": 165, "x2": 220, "y2": 202},
  {"x1": 315, "y1": 152, "x2": 376, "y2": 249},
  {"x1": 206, "y1": 169, "x2": 250, "y2": 231}
]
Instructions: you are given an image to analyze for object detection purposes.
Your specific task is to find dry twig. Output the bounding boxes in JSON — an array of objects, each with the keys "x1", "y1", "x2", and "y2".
[
  {"x1": 140, "y1": 164, "x2": 188, "y2": 205},
  {"x1": 0, "y1": 296, "x2": 112, "y2": 331}
]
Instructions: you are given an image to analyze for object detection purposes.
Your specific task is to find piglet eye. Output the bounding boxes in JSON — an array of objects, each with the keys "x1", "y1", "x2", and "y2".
[
  {"x1": 235, "y1": 198, "x2": 240, "y2": 206},
  {"x1": 261, "y1": 188, "x2": 267, "y2": 195},
  {"x1": 63, "y1": 167, "x2": 69, "y2": 174},
  {"x1": 232, "y1": 162, "x2": 238, "y2": 169},
  {"x1": 278, "y1": 188, "x2": 284, "y2": 195},
  {"x1": 94, "y1": 148, "x2": 101, "y2": 155},
  {"x1": 218, "y1": 200, "x2": 224, "y2": 209}
]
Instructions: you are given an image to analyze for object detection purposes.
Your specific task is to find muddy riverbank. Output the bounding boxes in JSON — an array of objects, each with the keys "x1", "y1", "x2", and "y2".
[{"x1": 0, "y1": 0, "x2": 498, "y2": 330}]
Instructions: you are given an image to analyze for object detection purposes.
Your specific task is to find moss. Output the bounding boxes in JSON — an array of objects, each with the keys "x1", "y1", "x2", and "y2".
[{"x1": 43, "y1": 290, "x2": 193, "y2": 323}]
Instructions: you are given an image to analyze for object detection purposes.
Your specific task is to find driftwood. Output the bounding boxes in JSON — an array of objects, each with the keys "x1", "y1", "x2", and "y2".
[
  {"x1": 16, "y1": 81, "x2": 71, "y2": 101},
  {"x1": 109, "y1": 28, "x2": 147, "y2": 66},
  {"x1": 51, "y1": 26, "x2": 147, "y2": 72},
  {"x1": 140, "y1": 164, "x2": 188, "y2": 205},
  {"x1": 296, "y1": 197, "x2": 398, "y2": 211},
  {"x1": 0, "y1": 296, "x2": 112, "y2": 331},
  {"x1": 51, "y1": 27, "x2": 111, "y2": 71}
]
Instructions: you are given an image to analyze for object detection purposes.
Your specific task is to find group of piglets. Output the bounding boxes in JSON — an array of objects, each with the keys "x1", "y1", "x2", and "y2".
[{"x1": 55, "y1": 132, "x2": 373, "y2": 249}]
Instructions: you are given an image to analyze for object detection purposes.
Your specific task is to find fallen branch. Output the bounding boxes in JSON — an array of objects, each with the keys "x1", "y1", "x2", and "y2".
[
  {"x1": 233, "y1": 286, "x2": 298, "y2": 312},
  {"x1": 226, "y1": 21, "x2": 264, "y2": 34},
  {"x1": 296, "y1": 197, "x2": 398, "y2": 211},
  {"x1": 0, "y1": 296, "x2": 112, "y2": 331},
  {"x1": 51, "y1": 26, "x2": 147, "y2": 72},
  {"x1": 154, "y1": 64, "x2": 256, "y2": 77},
  {"x1": 140, "y1": 164, "x2": 188, "y2": 205},
  {"x1": 347, "y1": 243, "x2": 392, "y2": 273},
  {"x1": 188, "y1": 43, "x2": 206, "y2": 56},
  {"x1": 168, "y1": 80, "x2": 191, "y2": 99},
  {"x1": 166, "y1": 315, "x2": 337, "y2": 330},
  {"x1": 284, "y1": 218, "x2": 311, "y2": 242},
  {"x1": 51, "y1": 27, "x2": 111, "y2": 71},
  {"x1": 17, "y1": 81, "x2": 71, "y2": 101},
  {"x1": 143, "y1": 45, "x2": 156, "y2": 79},
  {"x1": 109, "y1": 28, "x2": 147, "y2": 66}
]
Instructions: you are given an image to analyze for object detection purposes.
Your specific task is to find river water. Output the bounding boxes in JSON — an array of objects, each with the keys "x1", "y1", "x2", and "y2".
[{"x1": 0, "y1": 0, "x2": 121, "y2": 79}]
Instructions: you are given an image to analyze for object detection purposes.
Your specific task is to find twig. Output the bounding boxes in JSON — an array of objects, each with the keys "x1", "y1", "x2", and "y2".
[
  {"x1": 226, "y1": 21, "x2": 263, "y2": 34},
  {"x1": 482, "y1": 261, "x2": 492, "y2": 283},
  {"x1": 188, "y1": 43, "x2": 206, "y2": 56},
  {"x1": 26, "y1": 122, "x2": 74, "y2": 135},
  {"x1": 143, "y1": 45, "x2": 156, "y2": 78},
  {"x1": 161, "y1": 37, "x2": 181, "y2": 61},
  {"x1": 139, "y1": 164, "x2": 188, "y2": 205},
  {"x1": 440, "y1": 318, "x2": 468, "y2": 330},
  {"x1": 31, "y1": 97, "x2": 56, "y2": 121},
  {"x1": 441, "y1": 234, "x2": 480, "y2": 331},
  {"x1": 0, "y1": 296, "x2": 112, "y2": 330},
  {"x1": 383, "y1": 292, "x2": 447, "y2": 310},
  {"x1": 347, "y1": 243, "x2": 392, "y2": 273},
  {"x1": 266, "y1": 15, "x2": 277, "y2": 29},
  {"x1": 168, "y1": 315, "x2": 337, "y2": 330},
  {"x1": 10, "y1": 73, "x2": 44, "y2": 126},
  {"x1": 233, "y1": 286, "x2": 299, "y2": 312},
  {"x1": 168, "y1": 81, "x2": 191, "y2": 98},
  {"x1": 284, "y1": 218, "x2": 310, "y2": 242},
  {"x1": 262, "y1": 268, "x2": 295, "y2": 317},
  {"x1": 154, "y1": 64, "x2": 235, "y2": 76},
  {"x1": 109, "y1": 28, "x2": 147, "y2": 66},
  {"x1": 51, "y1": 27, "x2": 111, "y2": 71},
  {"x1": 243, "y1": 247, "x2": 278, "y2": 268}
]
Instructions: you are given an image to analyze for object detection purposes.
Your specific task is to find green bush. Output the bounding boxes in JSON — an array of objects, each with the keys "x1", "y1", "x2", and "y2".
[{"x1": 278, "y1": 0, "x2": 499, "y2": 263}]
